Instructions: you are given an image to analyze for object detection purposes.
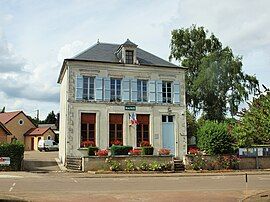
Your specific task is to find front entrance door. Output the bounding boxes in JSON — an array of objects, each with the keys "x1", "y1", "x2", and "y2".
[
  {"x1": 162, "y1": 115, "x2": 175, "y2": 155},
  {"x1": 31, "y1": 137, "x2": 34, "y2": 150}
]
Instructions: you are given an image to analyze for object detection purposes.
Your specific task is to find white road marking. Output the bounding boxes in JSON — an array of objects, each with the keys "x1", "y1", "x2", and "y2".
[
  {"x1": 71, "y1": 178, "x2": 78, "y2": 183},
  {"x1": 211, "y1": 176, "x2": 225, "y2": 180},
  {"x1": 258, "y1": 177, "x2": 270, "y2": 180},
  {"x1": 9, "y1": 182, "x2": 16, "y2": 192},
  {"x1": 0, "y1": 175, "x2": 23, "y2": 179}
]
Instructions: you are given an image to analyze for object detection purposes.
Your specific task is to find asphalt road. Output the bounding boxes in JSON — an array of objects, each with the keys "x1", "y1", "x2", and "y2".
[{"x1": 0, "y1": 172, "x2": 270, "y2": 201}]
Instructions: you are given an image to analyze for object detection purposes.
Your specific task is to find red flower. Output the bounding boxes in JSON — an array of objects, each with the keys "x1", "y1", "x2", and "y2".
[
  {"x1": 80, "y1": 140, "x2": 95, "y2": 148},
  {"x1": 111, "y1": 140, "x2": 122, "y2": 146},
  {"x1": 129, "y1": 149, "x2": 141, "y2": 155},
  {"x1": 140, "y1": 141, "x2": 151, "y2": 147},
  {"x1": 158, "y1": 148, "x2": 170, "y2": 155},
  {"x1": 96, "y1": 149, "x2": 108, "y2": 157},
  {"x1": 188, "y1": 146, "x2": 199, "y2": 154}
]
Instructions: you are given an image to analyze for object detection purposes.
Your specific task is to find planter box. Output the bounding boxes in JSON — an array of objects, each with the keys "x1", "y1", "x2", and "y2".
[{"x1": 82, "y1": 155, "x2": 173, "y2": 172}]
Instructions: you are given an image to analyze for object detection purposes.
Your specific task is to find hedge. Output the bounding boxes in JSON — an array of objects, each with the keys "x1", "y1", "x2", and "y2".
[
  {"x1": 88, "y1": 146, "x2": 99, "y2": 156},
  {"x1": 142, "y1": 147, "x2": 154, "y2": 155},
  {"x1": 0, "y1": 141, "x2": 24, "y2": 171},
  {"x1": 111, "y1": 145, "x2": 133, "y2": 156}
]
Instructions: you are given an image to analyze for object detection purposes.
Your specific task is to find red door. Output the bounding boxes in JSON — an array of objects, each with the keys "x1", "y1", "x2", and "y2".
[{"x1": 31, "y1": 137, "x2": 34, "y2": 150}]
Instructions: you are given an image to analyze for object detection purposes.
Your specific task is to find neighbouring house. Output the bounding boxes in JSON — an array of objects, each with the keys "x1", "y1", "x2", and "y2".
[
  {"x1": 0, "y1": 111, "x2": 56, "y2": 150},
  {"x1": 24, "y1": 127, "x2": 56, "y2": 150},
  {"x1": 38, "y1": 124, "x2": 59, "y2": 143},
  {"x1": 58, "y1": 39, "x2": 187, "y2": 165},
  {"x1": 0, "y1": 122, "x2": 12, "y2": 142}
]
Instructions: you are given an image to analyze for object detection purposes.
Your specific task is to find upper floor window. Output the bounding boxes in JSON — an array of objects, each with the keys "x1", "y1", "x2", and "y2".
[
  {"x1": 110, "y1": 78, "x2": 121, "y2": 101},
  {"x1": 162, "y1": 81, "x2": 172, "y2": 103},
  {"x1": 83, "y1": 76, "x2": 95, "y2": 100},
  {"x1": 125, "y1": 50, "x2": 134, "y2": 64},
  {"x1": 137, "y1": 80, "x2": 148, "y2": 102}
]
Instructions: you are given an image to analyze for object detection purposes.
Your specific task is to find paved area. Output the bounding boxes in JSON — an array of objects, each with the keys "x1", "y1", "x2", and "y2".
[
  {"x1": 0, "y1": 172, "x2": 270, "y2": 201},
  {"x1": 22, "y1": 151, "x2": 60, "y2": 172}
]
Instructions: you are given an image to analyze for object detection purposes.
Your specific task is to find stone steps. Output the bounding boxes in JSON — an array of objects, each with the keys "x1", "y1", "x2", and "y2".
[
  {"x1": 173, "y1": 159, "x2": 185, "y2": 172},
  {"x1": 66, "y1": 157, "x2": 82, "y2": 171}
]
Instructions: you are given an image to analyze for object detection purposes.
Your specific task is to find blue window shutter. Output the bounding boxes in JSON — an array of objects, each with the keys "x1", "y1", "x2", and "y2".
[
  {"x1": 122, "y1": 77, "x2": 130, "y2": 102},
  {"x1": 95, "y1": 77, "x2": 103, "y2": 101},
  {"x1": 75, "y1": 75, "x2": 83, "y2": 100},
  {"x1": 148, "y1": 80, "x2": 156, "y2": 103},
  {"x1": 173, "y1": 81, "x2": 180, "y2": 104},
  {"x1": 104, "y1": 77, "x2": 111, "y2": 101},
  {"x1": 131, "y1": 79, "x2": 137, "y2": 102},
  {"x1": 156, "y1": 80, "x2": 162, "y2": 103}
]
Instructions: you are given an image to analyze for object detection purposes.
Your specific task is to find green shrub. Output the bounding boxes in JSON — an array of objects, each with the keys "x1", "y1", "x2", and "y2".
[
  {"x1": 197, "y1": 121, "x2": 233, "y2": 155},
  {"x1": 0, "y1": 141, "x2": 24, "y2": 171},
  {"x1": 108, "y1": 160, "x2": 121, "y2": 171},
  {"x1": 139, "y1": 161, "x2": 149, "y2": 171},
  {"x1": 111, "y1": 145, "x2": 133, "y2": 156},
  {"x1": 141, "y1": 147, "x2": 154, "y2": 155},
  {"x1": 125, "y1": 159, "x2": 136, "y2": 171},
  {"x1": 88, "y1": 146, "x2": 99, "y2": 156}
]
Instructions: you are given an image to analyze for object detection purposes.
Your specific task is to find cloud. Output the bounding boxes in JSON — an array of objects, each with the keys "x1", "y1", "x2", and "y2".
[
  {"x1": 0, "y1": 31, "x2": 25, "y2": 73},
  {"x1": 0, "y1": 31, "x2": 59, "y2": 103}
]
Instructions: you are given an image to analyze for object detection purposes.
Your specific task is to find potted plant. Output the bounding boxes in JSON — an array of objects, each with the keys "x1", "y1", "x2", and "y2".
[
  {"x1": 140, "y1": 141, "x2": 154, "y2": 155},
  {"x1": 96, "y1": 149, "x2": 108, "y2": 157},
  {"x1": 158, "y1": 148, "x2": 170, "y2": 156}
]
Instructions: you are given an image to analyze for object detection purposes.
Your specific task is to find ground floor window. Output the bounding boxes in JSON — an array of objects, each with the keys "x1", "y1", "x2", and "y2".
[
  {"x1": 81, "y1": 113, "x2": 96, "y2": 146},
  {"x1": 136, "y1": 114, "x2": 149, "y2": 147},
  {"x1": 109, "y1": 114, "x2": 123, "y2": 146}
]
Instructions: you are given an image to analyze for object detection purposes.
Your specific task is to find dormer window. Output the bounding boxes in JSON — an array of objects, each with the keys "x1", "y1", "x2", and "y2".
[{"x1": 125, "y1": 50, "x2": 134, "y2": 64}]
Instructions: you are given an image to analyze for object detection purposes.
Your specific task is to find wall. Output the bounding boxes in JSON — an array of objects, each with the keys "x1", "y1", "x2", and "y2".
[
  {"x1": 5, "y1": 112, "x2": 36, "y2": 144},
  {"x1": 60, "y1": 61, "x2": 187, "y2": 161},
  {"x1": 0, "y1": 127, "x2": 7, "y2": 143},
  {"x1": 82, "y1": 155, "x2": 173, "y2": 171},
  {"x1": 239, "y1": 157, "x2": 270, "y2": 169},
  {"x1": 59, "y1": 69, "x2": 68, "y2": 164}
]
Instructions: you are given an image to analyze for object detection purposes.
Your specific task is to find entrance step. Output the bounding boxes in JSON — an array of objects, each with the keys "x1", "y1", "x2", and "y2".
[
  {"x1": 66, "y1": 157, "x2": 82, "y2": 171},
  {"x1": 173, "y1": 159, "x2": 185, "y2": 172}
]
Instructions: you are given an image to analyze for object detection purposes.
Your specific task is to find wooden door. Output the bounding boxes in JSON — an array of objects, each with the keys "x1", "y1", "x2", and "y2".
[{"x1": 31, "y1": 137, "x2": 34, "y2": 150}]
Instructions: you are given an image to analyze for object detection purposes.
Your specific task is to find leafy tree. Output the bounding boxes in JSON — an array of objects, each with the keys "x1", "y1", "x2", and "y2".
[
  {"x1": 186, "y1": 110, "x2": 197, "y2": 143},
  {"x1": 197, "y1": 120, "x2": 233, "y2": 155},
  {"x1": 233, "y1": 89, "x2": 270, "y2": 147},
  {"x1": 44, "y1": 111, "x2": 57, "y2": 124},
  {"x1": 170, "y1": 25, "x2": 258, "y2": 121}
]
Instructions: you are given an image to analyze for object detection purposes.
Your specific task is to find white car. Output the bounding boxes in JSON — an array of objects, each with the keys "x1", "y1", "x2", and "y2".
[{"x1": 38, "y1": 140, "x2": 59, "y2": 151}]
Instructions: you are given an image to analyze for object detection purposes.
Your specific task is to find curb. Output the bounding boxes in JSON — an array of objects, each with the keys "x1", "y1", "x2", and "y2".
[{"x1": 71, "y1": 170, "x2": 270, "y2": 178}]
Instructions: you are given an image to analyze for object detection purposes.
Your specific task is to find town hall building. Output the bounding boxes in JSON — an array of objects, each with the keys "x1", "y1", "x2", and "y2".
[{"x1": 58, "y1": 39, "x2": 187, "y2": 164}]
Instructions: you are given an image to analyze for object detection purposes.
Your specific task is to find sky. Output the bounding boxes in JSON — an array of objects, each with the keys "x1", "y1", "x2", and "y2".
[{"x1": 0, "y1": 0, "x2": 269, "y2": 119}]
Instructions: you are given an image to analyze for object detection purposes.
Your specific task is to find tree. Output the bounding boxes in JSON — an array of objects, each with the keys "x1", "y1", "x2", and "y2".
[
  {"x1": 197, "y1": 121, "x2": 233, "y2": 155},
  {"x1": 170, "y1": 25, "x2": 259, "y2": 121},
  {"x1": 186, "y1": 110, "x2": 198, "y2": 143},
  {"x1": 44, "y1": 111, "x2": 57, "y2": 124},
  {"x1": 1, "y1": 107, "x2": 5, "y2": 113},
  {"x1": 233, "y1": 88, "x2": 270, "y2": 147}
]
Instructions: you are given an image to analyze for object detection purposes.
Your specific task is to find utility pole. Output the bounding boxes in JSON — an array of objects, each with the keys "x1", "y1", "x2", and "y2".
[{"x1": 36, "y1": 109, "x2": 39, "y2": 122}]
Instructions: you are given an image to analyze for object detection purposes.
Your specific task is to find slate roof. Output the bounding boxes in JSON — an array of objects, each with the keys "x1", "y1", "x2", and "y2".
[
  {"x1": 72, "y1": 41, "x2": 178, "y2": 68},
  {"x1": 0, "y1": 111, "x2": 21, "y2": 124}
]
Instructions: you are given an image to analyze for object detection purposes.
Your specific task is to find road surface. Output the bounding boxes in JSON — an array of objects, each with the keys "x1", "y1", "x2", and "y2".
[{"x1": 0, "y1": 172, "x2": 270, "y2": 201}]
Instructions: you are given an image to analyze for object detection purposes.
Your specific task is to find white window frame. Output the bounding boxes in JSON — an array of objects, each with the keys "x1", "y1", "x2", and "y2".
[
  {"x1": 110, "y1": 78, "x2": 122, "y2": 101},
  {"x1": 162, "y1": 81, "x2": 172, "y2": 103},
  {"x1": 137, "y1": 80, "x2": 148, "y2": 102},
  {"x1": 82, "y1": 76, "x2": 95, "y2": 100}
]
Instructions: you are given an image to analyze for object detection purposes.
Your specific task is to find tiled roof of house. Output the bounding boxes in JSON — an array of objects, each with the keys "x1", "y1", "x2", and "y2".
[
  {"x1": 25, "y1": 127, "x2": 51, "y2": 136},
  {"x1": 0, "y1": 111, "x2": 21, "y2": 124},
  {"x1": 72, "y1": 40, "x2": 178, "y2": 68},
  {"x1": 0, "y1": 122, "x2": 12, "y2": 135}
]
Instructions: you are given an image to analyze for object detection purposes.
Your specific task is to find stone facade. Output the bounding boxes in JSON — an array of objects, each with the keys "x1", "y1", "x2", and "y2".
[{"x1": 58, "y1": 42, "x2": 187, "y2": 165}]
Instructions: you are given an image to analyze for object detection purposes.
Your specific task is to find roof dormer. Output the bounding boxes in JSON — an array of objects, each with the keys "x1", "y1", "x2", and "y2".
[{"x1": 116, "y1": 39, "x2": 138, "y2": 64}]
